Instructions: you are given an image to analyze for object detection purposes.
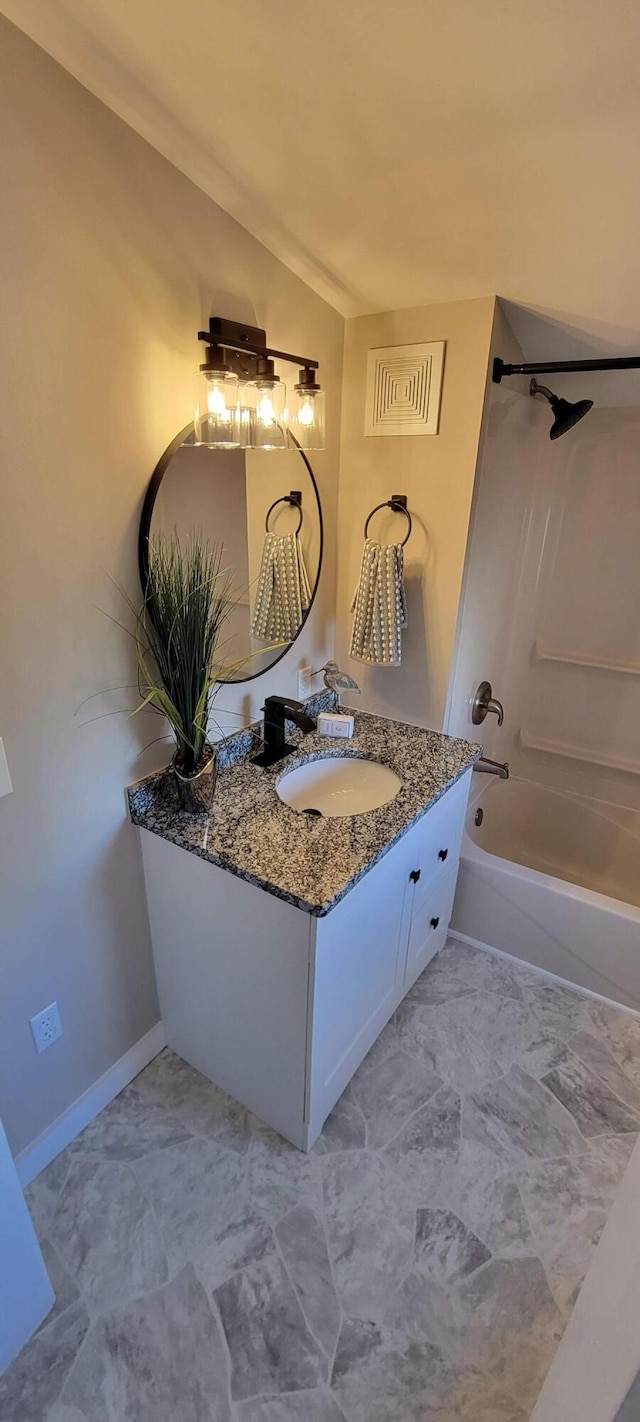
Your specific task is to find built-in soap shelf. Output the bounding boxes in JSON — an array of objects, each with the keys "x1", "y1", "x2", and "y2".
[
  {"x1": 519, "y1": 729, "x2": 640, "y2": 776},
  {"x1": 533, "y1": 642, "x2": 640, "y2": 676}
]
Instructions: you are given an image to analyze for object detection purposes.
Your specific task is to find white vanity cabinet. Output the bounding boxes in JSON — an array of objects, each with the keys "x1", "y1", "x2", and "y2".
[{"x1": 139, "y1": 767, "x2": 471, "y2": 1150}]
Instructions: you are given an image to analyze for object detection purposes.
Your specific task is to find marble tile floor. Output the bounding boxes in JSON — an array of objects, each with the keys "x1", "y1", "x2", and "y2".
[{"x1": 5, "y1": 938, "x2": 640, "y2": 1422}]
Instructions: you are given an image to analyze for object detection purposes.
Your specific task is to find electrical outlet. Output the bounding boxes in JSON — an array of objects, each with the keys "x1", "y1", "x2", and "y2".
[
  {"x1": 297, "y1": 665, "x2": 313, "y2": 700},
  {"x1": 30, "y1": 1002, "x2": 63, "y2": 1054}
]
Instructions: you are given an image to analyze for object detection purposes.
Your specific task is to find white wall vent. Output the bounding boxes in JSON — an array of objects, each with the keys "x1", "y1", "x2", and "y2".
[{"x1": 364, "y1": 341, "x2": 445, "y2": 437}]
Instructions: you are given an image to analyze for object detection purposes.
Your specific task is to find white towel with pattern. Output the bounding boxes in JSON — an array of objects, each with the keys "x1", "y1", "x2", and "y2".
[
  {"x1": 251, "y1": 531, "x2": 312, "y2": 642},
  {"x1": 349, "y1": 538, "x2": 408, "y2": 666}
]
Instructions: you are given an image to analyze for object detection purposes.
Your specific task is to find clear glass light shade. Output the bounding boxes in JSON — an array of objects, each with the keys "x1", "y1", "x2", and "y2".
[
  {"x1": 243, "y1": 380, "x2": 288, "y2": 450},
  {"x1": 289, "y1": 387, "x2": 325, "y2": 450},
  {"x1": 236, "y1": 403, "x2": 255, "y2": 449},
  {"x1": 194, "y1": 370, "x2": 240, "y2": 448}
]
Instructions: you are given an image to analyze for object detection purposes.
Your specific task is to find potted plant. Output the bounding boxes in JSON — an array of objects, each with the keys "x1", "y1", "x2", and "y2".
[{"x1": 136, "y1": 531, "x2": 238, "y2": 813}]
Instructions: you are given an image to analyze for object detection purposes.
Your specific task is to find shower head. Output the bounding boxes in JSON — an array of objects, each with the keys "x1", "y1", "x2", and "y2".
[
  {"x1": 529, "y1": 379, "x2": 593, "y2": 440},
  {"x1": 321, "y1": 661, "x2": 361, "y2": 694}
]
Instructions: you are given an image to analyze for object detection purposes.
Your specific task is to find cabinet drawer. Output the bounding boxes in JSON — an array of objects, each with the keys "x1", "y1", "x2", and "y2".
[
  {"x1": 404, "y1": 867, "x2": 458, "y2": 986},
  {"x1": 410, "y1": 772, "x2": 469, "y2": 890}
]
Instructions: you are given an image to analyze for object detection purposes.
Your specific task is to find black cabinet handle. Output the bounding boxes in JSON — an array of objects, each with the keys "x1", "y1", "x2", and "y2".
[
  {"x1": 430, "y1": 916, "x2": 440, "y2": 930},
  {"x1": 438, "y1": 848, "x2": 448, "y2": 861},
  {"x1": 409, "y1": 869, "x2": 421, "y2": 884}
]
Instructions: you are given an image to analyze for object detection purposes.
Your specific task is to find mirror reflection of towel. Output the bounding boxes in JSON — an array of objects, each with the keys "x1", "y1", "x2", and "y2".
[
  {"x1": 349, "y1": 538, "x2": 408, "y2": 666},
  {"x1": 251, "y1": 531, "x2": 312, "y2": 642}
]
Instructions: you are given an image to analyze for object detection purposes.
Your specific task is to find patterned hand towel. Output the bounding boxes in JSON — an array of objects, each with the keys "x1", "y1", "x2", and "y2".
[
  {"x1": 251, "y1": 531, "x2": 312, "y2": 642},
  {"x1": 349, "y1": 538, "x2": 408, "y2": 665}
]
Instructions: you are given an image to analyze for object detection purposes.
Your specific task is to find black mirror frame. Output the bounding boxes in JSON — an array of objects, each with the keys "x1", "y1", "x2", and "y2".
[{"x1": 138, "y1": 422, "x2": 324, "y2": 685}]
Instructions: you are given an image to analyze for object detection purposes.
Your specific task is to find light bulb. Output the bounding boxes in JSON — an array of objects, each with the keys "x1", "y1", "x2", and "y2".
[
  {"x1": 290, "y1": 378, "x2": 325, "y2": 449},
  {"x1": 257, "y1": 391, "x2": 275, "y2": 426},
  {"x1": 248, "y1": 376, "x2": 286, "y2": 447},
  {"x1": 206, "y1": 380, "x2": 228, "y2": 417},
  {"x1": 194, "y1": 368, "x2": 240, "y2": 447}
]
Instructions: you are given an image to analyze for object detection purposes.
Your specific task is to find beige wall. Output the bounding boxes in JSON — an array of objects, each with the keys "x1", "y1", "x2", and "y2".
[
  {"x1": 0, "y1": 17, "x2": 344, "y2": 1158},
  {"x1": 335, "y1": 297, "x2": 495, "y2": 729},
  {"x1": 445, "y1": 299, "x2": 535, "y2": 755}
]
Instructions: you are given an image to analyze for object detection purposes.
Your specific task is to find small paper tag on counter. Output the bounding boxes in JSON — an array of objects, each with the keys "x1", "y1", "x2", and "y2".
[{"x1": 317, "y1": 712, "x2": 355, "y2": 739}]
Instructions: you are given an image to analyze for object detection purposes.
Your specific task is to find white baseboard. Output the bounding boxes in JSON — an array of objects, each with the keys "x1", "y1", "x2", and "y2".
[
  {"x1": 15, "y1": 1021, "x2": 167, "y2": 1188},
  {"x1": 448, "y1": 930, "x2": 640, "y2": 1021}
]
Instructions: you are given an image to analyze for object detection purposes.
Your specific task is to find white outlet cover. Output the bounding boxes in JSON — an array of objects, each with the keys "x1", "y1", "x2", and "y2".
[
  {"x1": 297, "y1": 666, "x2": 313, "y2": 701},
  {"x1": 30, "y1": 1002, "x2": 63, "y2": 1054}
]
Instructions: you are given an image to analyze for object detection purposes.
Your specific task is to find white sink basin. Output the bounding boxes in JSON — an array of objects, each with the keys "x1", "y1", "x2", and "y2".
[{"x1": 277, "y1": 756, "x2": 402, "y2": 818}]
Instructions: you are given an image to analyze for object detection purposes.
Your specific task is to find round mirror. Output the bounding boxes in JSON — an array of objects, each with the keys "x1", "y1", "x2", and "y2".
[{"x1": 139, "y1": 425, "x2": 323, "y2": 682}]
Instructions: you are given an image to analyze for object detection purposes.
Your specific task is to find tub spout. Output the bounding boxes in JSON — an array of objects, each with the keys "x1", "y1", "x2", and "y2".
[{"x1": 474, "y1": 756, "x2": 510, "y2": 779}]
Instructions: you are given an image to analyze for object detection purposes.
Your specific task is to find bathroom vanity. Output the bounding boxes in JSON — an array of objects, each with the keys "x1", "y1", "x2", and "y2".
[{"x1": 129, "y1": 707, "x2": 480, "y2": 1150}]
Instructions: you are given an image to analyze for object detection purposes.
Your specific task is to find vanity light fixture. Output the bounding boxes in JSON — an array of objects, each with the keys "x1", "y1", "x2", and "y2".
[{"x1": 194, "y1": 317, "x2": 325, "y2": 451}]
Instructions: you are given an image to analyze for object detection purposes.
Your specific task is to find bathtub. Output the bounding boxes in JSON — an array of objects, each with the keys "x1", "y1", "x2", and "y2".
[{"x1": 451, "y1": 776, "x2": 640, "y2": 1012}]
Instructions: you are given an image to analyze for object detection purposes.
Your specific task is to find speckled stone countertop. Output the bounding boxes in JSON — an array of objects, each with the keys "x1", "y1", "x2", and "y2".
[{"x1": 128, "y1": 706, "x2": 482, "y2": 917}]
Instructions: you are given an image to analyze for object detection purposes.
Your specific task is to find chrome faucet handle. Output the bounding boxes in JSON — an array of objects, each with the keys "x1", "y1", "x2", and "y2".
[
  {"x1": 472, "y1": 680, "x2": 504, "y2": 727},
  {"x1": 487, "y1": 696, "x2": 504, "y2": 727}
]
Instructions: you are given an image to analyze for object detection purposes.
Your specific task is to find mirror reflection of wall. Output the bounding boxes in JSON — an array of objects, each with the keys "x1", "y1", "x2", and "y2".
[
  {"x1": 143, "y1": 434, "x2": 322, "y2": 681},
  {"x1": 152, "y1": 446, "x2": 251, "y2": 665}
]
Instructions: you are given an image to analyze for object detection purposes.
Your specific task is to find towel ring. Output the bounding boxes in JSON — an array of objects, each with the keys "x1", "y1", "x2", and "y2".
[
  {"x1": 265, "y1": 490, "x2": 303, "y2": 535},
  {"x1": 364, "y1": 494, "x2": 412, "y2": 547}
]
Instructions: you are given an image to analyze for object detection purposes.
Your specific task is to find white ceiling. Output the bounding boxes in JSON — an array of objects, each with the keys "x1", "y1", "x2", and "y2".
[{"x1": 5, "y1": 0, "x2": 640, "y2": 357}]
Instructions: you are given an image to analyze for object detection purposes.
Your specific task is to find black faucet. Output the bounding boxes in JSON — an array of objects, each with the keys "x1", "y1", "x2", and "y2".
[{"x1": 251, "y1": 695, "x2": 316, "y2": 768}]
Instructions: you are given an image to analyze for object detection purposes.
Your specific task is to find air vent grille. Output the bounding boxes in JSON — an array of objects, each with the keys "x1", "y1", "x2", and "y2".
[{"x1": 364, "y1": 341, "x2": 445, "y2": 436}]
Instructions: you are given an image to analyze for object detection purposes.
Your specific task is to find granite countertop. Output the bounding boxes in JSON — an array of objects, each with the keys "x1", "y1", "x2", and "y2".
[{"x1": 128, "y1": 702, "x2": 482, "y2": 917}]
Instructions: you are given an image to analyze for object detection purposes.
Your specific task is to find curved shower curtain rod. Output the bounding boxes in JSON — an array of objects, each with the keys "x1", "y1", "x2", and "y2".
[{"x1": 493, "y1": 355, "x2": 640, "y2": 383}]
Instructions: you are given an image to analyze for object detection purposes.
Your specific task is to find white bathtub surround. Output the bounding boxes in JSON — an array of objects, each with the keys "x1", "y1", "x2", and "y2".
[
  {"x1": 464, "y1": 776, "x2": 640, "y2": 908},
  {"x1": 5, "y1": 937, "x2": 640, "y2": 1419},
  {"x1": 448, "y1": 369, "x2": 640, "y2": 1031},
  {"x1": 452, "y1": 775, "x2": 640, "y2": 1014}
]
